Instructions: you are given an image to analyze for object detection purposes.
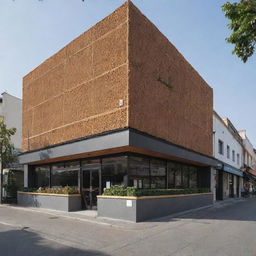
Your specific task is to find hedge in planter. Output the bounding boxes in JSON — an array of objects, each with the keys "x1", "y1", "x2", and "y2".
[
  {"x1": 21, "y1": 186, "x2": 79, "y2": 195},
  {"x1": 103, "y1": 186, "x2": 210, "y2": 197}
]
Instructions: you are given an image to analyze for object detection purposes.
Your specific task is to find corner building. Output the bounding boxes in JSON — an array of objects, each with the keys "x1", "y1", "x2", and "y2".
[{"x1": 20, "y1": 1, "x2": 217, "y2": 210}]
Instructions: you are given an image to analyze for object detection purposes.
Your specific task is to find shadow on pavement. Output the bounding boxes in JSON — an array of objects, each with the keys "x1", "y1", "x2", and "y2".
[
  {"x1": 0, "y1": 228, "x2": 110, "y2": 256},
  {"x1": 147, "y1": 198, "x2": 256, "y2": 223}
]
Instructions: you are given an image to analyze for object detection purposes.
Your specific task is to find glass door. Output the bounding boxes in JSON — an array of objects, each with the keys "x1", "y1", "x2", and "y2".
[{"x1": 82, "y1": 169, "x2": 100, "y2": 210}]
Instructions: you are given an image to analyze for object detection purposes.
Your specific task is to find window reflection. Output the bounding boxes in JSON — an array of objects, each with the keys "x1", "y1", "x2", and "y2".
[
  {"x1": 51, "y1": 169, "x2": 78, "y2": 188},
  {"x1": 32, "y1": 166, "x2": 50, "y2": 188},
  {"x1": 30, "y1": 155, "x2": 199, "y2": 191},
  {"x1": 128, "y1": 156, "x2": 150, "y2": 188},
  {"x1": 168, "y1": 162, "x2": 198, "y2": 188},
  {"x1": 150, "y1": 159, "x2": 166, "y2": 188},
  {"x1": 102, "y1": 156, "x2": 128, "y2": 189}
]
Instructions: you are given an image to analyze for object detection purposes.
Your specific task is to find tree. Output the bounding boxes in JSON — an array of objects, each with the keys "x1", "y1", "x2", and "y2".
[
  {"x1": 222, "y1": 0, "x2": 256, "y2": 62},
  {"x1": 0, "y1": 120, "x2": 16, "y2": 203}
]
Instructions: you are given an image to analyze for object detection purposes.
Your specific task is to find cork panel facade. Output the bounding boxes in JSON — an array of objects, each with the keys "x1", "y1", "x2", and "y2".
[
  {"x1": 22, "y1": 2, "x2": 129, "y2": 152},
  {"x1": 128, "y1": 3, "x2": 213, "y2": 156}
]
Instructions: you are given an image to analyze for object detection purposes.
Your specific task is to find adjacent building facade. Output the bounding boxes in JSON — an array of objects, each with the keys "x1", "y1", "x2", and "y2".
[
  {"x1": 0, "y1": 92, "x2": 22, "y2": 151},
  {"x1": 213, "y1": 112, "x2": 244, "y2": 200},
  {"x1": 19, "y1": 1, "x2": 217, "y2": 210},
  {"x1": 239, "y1": 130, "x2": 256, "y2": 192},
  {"x1": 0, "y1": 92, "x2": 23, "y2": 197}
]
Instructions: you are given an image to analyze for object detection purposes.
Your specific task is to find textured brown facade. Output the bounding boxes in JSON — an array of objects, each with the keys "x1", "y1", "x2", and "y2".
[
  {"x1": 128, "y1": 3, "x2": 213, "y2": 156},
  {"x1": 22, "y1": 3, "x2": 129, "y2": 152},
  {"x1": 22, "y1": 1, "x2": 213, "y2": 157}
]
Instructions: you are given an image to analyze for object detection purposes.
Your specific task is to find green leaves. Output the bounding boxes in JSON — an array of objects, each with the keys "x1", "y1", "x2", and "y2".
[
  {"x1": 222, "y1": 0, "x2": 256, "y2": 62},
  {"x1": 0, "y1": 120, "x2": 17, "y2": 169},
  {"x1": 103, "y1": 186, "x2": 210, "y2": 197}
]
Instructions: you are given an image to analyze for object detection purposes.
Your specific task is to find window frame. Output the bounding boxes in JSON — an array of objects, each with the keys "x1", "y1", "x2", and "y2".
[
  {"x1": 227, "y1": 145, "x2": 230, "y2": 159},
  {"x1": 218, "y1": 140, "x2": 224, "y2": 155}
]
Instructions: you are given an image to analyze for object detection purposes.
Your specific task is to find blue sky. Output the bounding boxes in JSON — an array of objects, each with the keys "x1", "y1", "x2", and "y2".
[{"x1": 0, "y1": 0, "x2": 255, "y2": 145}]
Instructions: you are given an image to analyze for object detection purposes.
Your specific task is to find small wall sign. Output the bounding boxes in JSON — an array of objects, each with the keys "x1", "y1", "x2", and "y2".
[
  {"x1": 126, "y1": 200, "x2": 133, "y2": 207},
  {"x1": 106, "y1": 181, "x2": 111, "y2": 188}
]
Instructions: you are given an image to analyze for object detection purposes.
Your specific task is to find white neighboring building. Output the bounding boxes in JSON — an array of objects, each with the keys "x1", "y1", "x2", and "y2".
[
  {"x1": 239, "y1": 130, "x2": 256, "y2": 169},
  {"x1": 239, "y1": 130, "x2": 256, "y2": 191},
  {"x1": 0, "y1": 92, "x2": 22, "y2": 151},
  {"x1": 213, "y1": 111, "x2": 243, "y2": 200},
  {"x1": 0, "y1": 92, "x2": 23, "y2": 199}
]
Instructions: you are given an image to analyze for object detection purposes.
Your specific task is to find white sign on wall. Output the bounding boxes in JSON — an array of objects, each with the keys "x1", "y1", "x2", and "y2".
[
  {"x1": 106, "y1": 181, "x2": 111, "y2": 188},
  {"x1": 126, "y1": 200, "x2": 133, "y2": 207}
]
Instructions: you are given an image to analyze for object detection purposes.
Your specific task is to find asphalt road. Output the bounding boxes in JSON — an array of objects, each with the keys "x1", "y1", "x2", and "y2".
[{"x1": 1, "y1": 198, "x2": 256, "y2": 256}]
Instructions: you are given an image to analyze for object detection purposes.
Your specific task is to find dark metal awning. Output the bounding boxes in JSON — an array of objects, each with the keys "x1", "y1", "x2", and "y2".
[
  {"x1": 216, "y1": 162, "x2": 243, "y2": 177},
  {"x1": 243, "y1": 172, "x2": 256, "y2": 182},
  {"x1": 223, "y1": 165, "x2": 243, "y2": 177}
]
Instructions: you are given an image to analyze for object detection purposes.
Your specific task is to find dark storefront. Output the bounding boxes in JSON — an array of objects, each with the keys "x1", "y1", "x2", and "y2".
[
  {"x1": 28, "y1": 153, "x2": 209, "y2": 209},
  {"x1": 215, "y1": 163, "x2": 243, "y2": 200}
]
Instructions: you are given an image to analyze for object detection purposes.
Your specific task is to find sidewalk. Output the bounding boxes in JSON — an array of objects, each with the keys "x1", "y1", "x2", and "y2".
[
  {"x1": 0, "y1": 197, "x2": 255, "y2": 256},
  {"x1": 0, "y1": 196, "x2": 248, "y2": 228},
  {"x1": 213, "y1": 197, "x2": 247, "y2": 208},
  {"x1": 0, "y1": 204, "x2": 152, "y2": 231}
]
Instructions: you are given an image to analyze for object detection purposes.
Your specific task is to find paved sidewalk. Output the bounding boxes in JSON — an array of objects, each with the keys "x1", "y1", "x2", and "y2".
[
  {"x1": 0, "y1": 197, "x2": 255, "y2": 256},
  {"x1": 1, "y1": 197, "x2": 246, "y2": 228}
]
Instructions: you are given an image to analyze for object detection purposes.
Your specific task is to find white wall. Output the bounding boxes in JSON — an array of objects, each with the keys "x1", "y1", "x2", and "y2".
[
  {"x1": 213, "y1": 113, "x2": 243, "y2": 169},
  {"x1": 239, "y1": 130, "x2": 256, "y2": 169},
  {"x1": 0, "y1": 92, "x2": 22, "y2": 150}
]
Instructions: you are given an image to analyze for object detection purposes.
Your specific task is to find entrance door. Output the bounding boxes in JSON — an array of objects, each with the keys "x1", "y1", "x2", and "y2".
[{"x1": 82, "y1": 169, "x2": 100, "y2": 210}]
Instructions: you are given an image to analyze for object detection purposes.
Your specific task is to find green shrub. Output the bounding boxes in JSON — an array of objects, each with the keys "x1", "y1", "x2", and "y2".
[
  {"x1": 103, "y1": 186, "x2": 210, "y2": 197},
  {"x1": 3, "y1": 170, "x2": 19, "y2": 198},
  {"x1": 21, "y1": 187, "x2": 37, "y2": 192},
  {"x1": 103, "y1": 185, "x2": 127, "y2": 196},
  {"x1": 20, "y1": 186, "x2": 79, "y2": 195}
]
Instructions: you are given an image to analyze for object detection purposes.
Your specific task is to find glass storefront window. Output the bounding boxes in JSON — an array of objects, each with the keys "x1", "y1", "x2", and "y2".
[
  {"x1": 32, "y1": 166, "x2": 50, "y2": 188},
  {"x1": 175, "y1": 169, "x2": 182, "y2": 187},
  {"x1": 167, "y1": 162, "x2": 175, "y2": 188},
  {"x1": 51, "y1": 169, "x2": 78, "y2": 188},
  {"x1": 82, "y1": 159, "x2": 101, "y2": 170},
  {"x1": 29, "y1": 154, "x2": 200, "y2": 191},
  {"x1": 182, "y1": 166, "x2": 190, "y2": 188},
  {"x1": 151, "y1": 177, "x2": 166, "y2": 189},
  {"x1": 168, "y1": 162, "x2": 198, "y2": 189},
  {"x1": 189, "y1": 166, "x2": 197, "y2": 188},
  {"x1": 52, "y1": 163, "x2": 64, "y2": 170},
  {"x1": 102, "y1": 156, "x2": 128, "y2": 189},
  {"x1": 150, "y1": 159, "x2": 166, "y2": 189},
  {"x1": 51, "y1": 161, "x2": 79, "y2": 188},
  {"x1": 128, "y1": 156, "x2": 150, "y2": 189},
  {"x1": 150, "y1": 159, "x2": 166, "y2": 176},
  {"x1": 65, "y1": 161, "x2": 80, "y2": 170}
]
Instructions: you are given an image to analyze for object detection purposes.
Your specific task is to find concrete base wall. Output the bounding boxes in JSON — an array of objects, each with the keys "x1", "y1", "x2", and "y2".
[
  {"x1": 98, "y1": 193, "x2": 213, "y2": 222},
  {"x1": 17, "y1": 192, "x2": 81, "y2": 212}
]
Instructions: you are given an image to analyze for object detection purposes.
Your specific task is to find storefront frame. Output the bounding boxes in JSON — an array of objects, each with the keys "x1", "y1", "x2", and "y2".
[{"x1": 27, "y1": 152, "x2": 211, "y2": 209}]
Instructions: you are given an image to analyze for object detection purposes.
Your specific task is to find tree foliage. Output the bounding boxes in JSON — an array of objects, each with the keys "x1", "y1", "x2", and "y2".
[
  {"x1": 222, "y1": 0, "x2": 256, "y2": 62},
  {"x1": 0, "y1": 120, "x2": 16, "y2": 169}
]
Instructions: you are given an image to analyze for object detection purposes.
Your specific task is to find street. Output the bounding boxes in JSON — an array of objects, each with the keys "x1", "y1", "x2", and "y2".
[{"x1": 0, "y1": 198, "x2": 256, "y2": 256}]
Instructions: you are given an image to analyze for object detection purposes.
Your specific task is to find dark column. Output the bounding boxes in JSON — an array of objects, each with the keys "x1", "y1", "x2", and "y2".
[{"x1": 198, "y1": 167, "x2": 211, "y2": 189}]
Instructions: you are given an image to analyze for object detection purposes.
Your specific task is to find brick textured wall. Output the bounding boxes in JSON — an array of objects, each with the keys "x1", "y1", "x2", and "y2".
[
  {"x1": 23, "y1": 1, "x2": 213, "y2": 157},
  {"x1": 128, "y1": 2, "x2": 213, "y2": 156},
  {"x1": 22, "y1": 3, "x2": 129, "y2": 151}
]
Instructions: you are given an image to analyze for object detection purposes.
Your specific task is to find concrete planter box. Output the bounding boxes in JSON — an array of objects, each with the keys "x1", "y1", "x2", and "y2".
[
  {"x1": 17, "y1": 192, "x2": 82, "y2": 212},
  {"x1": 98, "y1": 193, "x2": 213, "y2": 222}
]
